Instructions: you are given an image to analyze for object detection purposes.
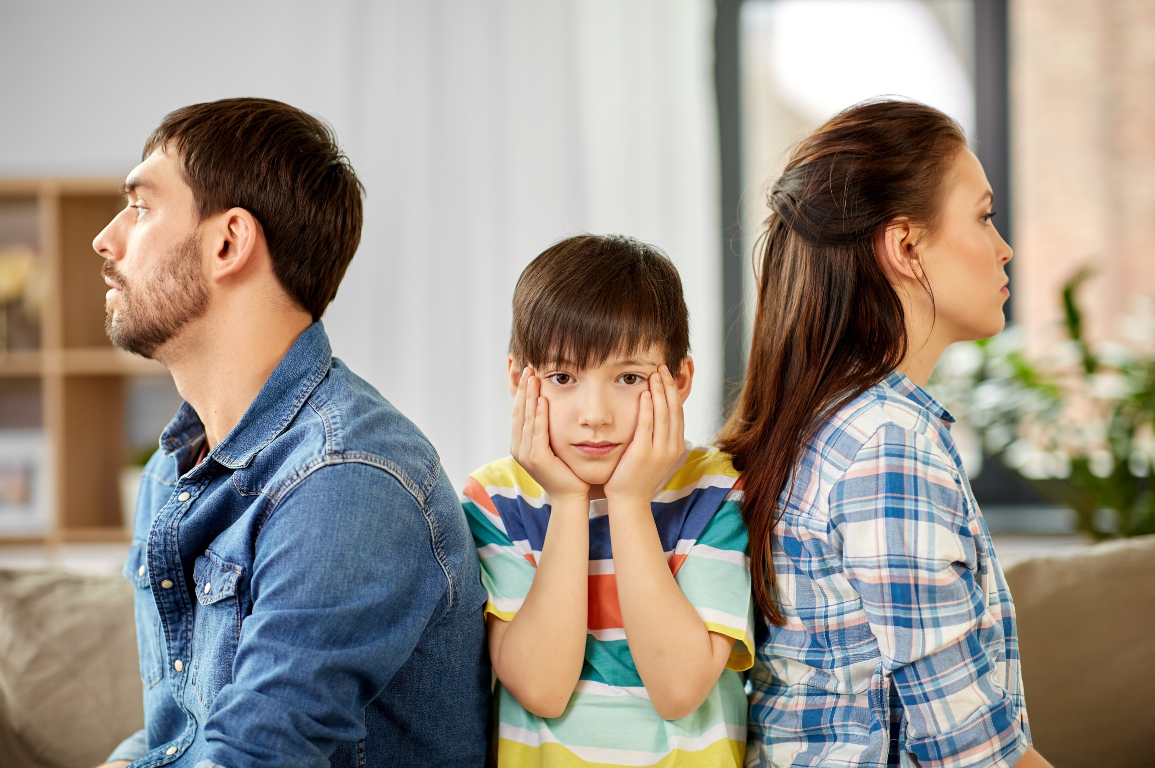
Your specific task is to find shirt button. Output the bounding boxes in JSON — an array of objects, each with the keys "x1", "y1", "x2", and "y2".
[
  {"x1": 166, "y1": 746, "x2": 178, "y2": 755},
  {"x1": 161, "y1": 579, "x2": 173, "y2": 589},
  {"x1": 178, "y1": 492, "x2": 191, "y2": 502},
  {"x1": 174, "y1": 659, "x2": 183, "y2": 672},
  {"x1": 204, "y1": 582, "x2": 211, "y2": 594},
  {"x1": 137, "y1": 565, "x2": 145, "y2": 577}
]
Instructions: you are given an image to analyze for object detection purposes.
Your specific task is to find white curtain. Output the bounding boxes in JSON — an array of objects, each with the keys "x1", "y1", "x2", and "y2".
[{"x1": 0, "y1": 0, "x2": 722, "y2": 486}]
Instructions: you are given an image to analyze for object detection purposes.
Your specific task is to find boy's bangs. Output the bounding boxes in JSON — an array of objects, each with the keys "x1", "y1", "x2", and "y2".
[
  {"x1": 520, "y1": 301, "x2": 669, "y2": 371},
  {"x1": 510, "y1": 234, "x2": 690, "y2": 373}
]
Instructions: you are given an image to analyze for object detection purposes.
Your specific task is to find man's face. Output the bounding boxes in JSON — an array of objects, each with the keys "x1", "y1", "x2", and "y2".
[
  {"x1": 93, "y1": 148, "x2": 209, "y2": 359},
  {"x1": 510, "y1": 346, "x2": 687, "y2": 488}
]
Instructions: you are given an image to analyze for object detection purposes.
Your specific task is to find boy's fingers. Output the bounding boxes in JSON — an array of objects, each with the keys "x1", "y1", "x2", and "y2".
[
  {"x1": 660, "y1": 365, "x2": 683, "y2": 448},
  {"x1": 521, "y1": 376, "x2": 539, "y2": 455},
  {"x1": 649, "y1": 372, "x2": 668, "y2": 447},
  {"x1": 636, "y1": 390, "x2": 654, "y2": 444},
  {"x1": 511, "y1": 368, "x2": 529, "y2": 453},
  {"x1": 533, "y1": 396, "x2": 551, "y2": 456}
]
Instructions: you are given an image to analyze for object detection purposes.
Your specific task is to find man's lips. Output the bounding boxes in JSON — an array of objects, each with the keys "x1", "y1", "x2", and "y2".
[{"x1": 573, "y1": 442, "x2": 619, "y2": 457}]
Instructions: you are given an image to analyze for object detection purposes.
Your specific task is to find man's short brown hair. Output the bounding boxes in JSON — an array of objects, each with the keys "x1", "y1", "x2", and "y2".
[
  {"x1": 143, "y1": 97, "x2": 363, "y2": 320},
  {"x1": 510, "y1": 234, "x2": 690, "y2": 372}
]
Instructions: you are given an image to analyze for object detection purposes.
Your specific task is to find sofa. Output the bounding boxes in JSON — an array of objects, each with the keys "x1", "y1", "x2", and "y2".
[{"x1": 1, "y1": 535, "x2": 1152, "y2": 768}]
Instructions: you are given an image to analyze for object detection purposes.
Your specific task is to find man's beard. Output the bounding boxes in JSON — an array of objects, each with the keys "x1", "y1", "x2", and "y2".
[{"x1": 103, "y1": 232, "x2": 210, "y2": 359}]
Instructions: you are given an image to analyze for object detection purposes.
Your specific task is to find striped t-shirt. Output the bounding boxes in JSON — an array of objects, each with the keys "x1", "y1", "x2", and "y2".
[{"x1": 462, "y1": 444, "x2": 754, "y2": 767}]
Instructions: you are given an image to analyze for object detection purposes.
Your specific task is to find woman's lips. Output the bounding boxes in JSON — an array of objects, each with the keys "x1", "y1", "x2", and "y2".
[{"x1": 574, "y1": 442, "x2": 618, "y2": 457}]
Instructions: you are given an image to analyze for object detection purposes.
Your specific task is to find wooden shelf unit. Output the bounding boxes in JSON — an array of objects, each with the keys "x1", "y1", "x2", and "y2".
[{"x1": 0, "y1": 178, "x2": 168, "y2": 544}]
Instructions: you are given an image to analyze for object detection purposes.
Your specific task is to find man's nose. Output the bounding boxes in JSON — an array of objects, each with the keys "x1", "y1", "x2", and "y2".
[{"x1": 92, "y1": 209, "x2": 125, "y2": 261}]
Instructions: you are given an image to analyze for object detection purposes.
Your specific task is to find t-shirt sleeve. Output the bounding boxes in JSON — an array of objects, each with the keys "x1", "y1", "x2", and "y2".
[
  {"x1": 673, "y1": 493, "x2": 755, "y2": 671},
  {"x1": 461, "y1": 473, "x2": 536, "y2": 623}
]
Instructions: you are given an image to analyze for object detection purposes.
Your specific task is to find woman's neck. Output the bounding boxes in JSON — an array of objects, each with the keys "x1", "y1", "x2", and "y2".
[{"x1": 897, "y1": 313, "x2": 954, "y2": 388}]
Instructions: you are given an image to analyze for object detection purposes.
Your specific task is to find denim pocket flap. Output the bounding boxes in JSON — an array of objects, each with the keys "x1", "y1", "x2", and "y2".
[
  {"x1": 193, "y1": 552, "x2": 243, "y2": 606},
  {"x1": 123, "y1": 544, "x2": 151, "y2": 589}
]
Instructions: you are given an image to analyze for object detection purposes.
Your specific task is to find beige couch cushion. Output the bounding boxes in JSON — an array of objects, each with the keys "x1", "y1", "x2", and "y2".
[
  {"x1": 0, "y1": 568, "x2": 142, "y2": 768},
  {"x1": 1003, "y1": 534, "x2": 1155, "y2": 768}
]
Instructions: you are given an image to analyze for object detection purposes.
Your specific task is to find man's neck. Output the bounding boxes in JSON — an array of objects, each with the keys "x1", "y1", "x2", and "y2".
[{"x1": 159, "y1": 307, "x2": 313, "y2": 450}]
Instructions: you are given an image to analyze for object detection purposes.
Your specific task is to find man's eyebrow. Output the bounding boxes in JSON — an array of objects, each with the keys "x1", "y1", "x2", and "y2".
[{"x1": 120, "y1": 176, "x2": 155, "y2": 197}]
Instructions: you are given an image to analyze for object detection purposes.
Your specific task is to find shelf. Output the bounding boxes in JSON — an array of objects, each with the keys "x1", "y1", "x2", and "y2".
[
  {"x1": 0, "y1": 179, "x2": 163, "y2": 544},
  {"x1": 0, "y1": 348, "x2": 167, "y2": 377},
  {"x1": 0, "y1": 350, "x2": 41, "y2": 376},
  {"x1": 56, "y1": 526, "x2": 132, "y2": 543}
]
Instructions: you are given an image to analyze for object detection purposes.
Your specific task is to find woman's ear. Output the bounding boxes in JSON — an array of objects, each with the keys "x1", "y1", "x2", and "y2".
[
  {"x1": 674, "y1": 356, "x2": 694, "y2": 404},
  {"x1": 876, "y1": 218, "x2": 924, "y2": 283}
]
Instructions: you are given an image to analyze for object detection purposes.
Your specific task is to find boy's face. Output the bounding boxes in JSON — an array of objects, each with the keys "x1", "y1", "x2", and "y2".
[{"x1": 507, "y1": 346, "x2": 694, "y2": 490}]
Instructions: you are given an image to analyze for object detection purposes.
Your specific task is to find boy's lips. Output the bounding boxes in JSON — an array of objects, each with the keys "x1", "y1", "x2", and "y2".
[{"x1": 573, "y1": 442, "x2": 619, "y2": 457}]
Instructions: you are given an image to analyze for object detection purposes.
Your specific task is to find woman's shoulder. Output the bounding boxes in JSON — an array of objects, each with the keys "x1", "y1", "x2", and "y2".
[{"x1": 825, "y1": 376, "x2": 946, "y2": 444}]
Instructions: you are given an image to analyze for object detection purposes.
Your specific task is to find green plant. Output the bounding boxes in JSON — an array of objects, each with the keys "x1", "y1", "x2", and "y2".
[{"x1": 929, "y1": 273, "x2": 1155, "y2": 540}]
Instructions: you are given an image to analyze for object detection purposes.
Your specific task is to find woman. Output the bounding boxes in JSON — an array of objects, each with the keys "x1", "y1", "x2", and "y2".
[{"x1": 721, "y1": 100, "x2": 1051, "y2": 768}]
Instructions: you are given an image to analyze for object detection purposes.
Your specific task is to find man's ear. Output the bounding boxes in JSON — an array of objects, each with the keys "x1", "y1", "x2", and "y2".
[
  {"x1": 674, "y1": 356, "x2": 694, "y2": 404},
  {"x1": 876, "y1": 218, "x2": 924, "y2": 283},
  {"x1": 206, "y1": 207, "x2": 265, "y2": 283}
]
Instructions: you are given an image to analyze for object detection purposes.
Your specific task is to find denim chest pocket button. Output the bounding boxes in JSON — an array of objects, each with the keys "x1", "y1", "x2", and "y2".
[
  {"x1": 193, "y1": 554, "x2": 242, "y2": 605},
  {"x1": 122, "y1": 544, "x2": 151, "y2": 590},
  {"x1": 190, "y1": 552, "x2": 245, "y2": 713}
]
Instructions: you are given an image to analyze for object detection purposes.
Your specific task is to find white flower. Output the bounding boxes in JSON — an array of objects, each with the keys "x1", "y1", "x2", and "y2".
[
  {"x1": 1089, "y1": 450, "x2": 1114, "y2": 478},
  {"x1": 1128, "y1": 452, "x2": 1150, "y2": 477},
  {"x1": 1090, "y1": 373, "x2": 1132, "y2": 400}
]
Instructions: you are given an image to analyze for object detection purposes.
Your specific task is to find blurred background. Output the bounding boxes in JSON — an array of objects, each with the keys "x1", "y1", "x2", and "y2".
[
  {"x1": 0, "y1": 2, "x2": 1153, "y2": 765},
  {"x1": 0, "y1": 0, "x2": 1152, "y2": 566}
]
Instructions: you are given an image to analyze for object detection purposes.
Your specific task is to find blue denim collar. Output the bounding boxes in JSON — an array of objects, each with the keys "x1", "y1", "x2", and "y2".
[
  {"x1": 882, "y1": 368, "x2": 956, "y2": 425},
  {"x1": 159, "y1": 321, "x2": 333, "y2": 469}
]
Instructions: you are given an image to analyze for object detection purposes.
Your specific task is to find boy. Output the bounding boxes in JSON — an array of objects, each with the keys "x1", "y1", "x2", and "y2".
[{"x1": 462, "y1": 234, "x2": 754, "y2": 766}]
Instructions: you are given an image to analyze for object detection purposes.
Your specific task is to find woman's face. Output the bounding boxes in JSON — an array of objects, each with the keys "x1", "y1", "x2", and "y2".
[{"x1": 918, "y1": 148, "x2": 1012, "y2": 342}]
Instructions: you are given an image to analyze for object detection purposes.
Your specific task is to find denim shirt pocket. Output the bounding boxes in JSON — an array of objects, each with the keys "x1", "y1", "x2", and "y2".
[
  {"x1": 123, "y1": 544, "x2": 164, "y2": 689},
  {"x1": 189, "y1": 551, "x2": 245, "y2": 714}
]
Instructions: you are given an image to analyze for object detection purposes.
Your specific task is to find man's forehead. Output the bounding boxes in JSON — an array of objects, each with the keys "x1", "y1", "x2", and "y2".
[{"x1": 122, "y1": 148, "x2": 181, "y2": 196}]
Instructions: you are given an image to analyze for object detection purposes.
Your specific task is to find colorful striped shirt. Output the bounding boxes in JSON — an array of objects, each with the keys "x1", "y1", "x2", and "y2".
[
  {"x1": 747, "y1": 371, "x2": 1030, "y2": 768},
  {"x1": 463, "y1": 444, "x2": 754, "y2": 767}
]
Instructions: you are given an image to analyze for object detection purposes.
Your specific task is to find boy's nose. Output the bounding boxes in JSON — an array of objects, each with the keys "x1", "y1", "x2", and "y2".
[{"x1": 577, "y1": 395, "x2": 613, "y2": 430}]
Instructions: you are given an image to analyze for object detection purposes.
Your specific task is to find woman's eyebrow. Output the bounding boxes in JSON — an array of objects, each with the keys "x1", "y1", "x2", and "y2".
[{"x1": 977, "y1": 190, "x2": 993, "y2": 206}]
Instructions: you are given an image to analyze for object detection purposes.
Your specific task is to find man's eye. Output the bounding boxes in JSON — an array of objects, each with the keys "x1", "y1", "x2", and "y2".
[
  {"x1": 130, "y1": 204, "x2": 147, "y2": 218},
  {"x1": 548, "y1": 374, "x2": 572, "y2": 385}
]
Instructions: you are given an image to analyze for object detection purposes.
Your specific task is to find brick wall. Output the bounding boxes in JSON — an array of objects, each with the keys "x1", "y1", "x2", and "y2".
[{"x1": 1012, "y1": 0, "x2": 1155, "y2": 347}]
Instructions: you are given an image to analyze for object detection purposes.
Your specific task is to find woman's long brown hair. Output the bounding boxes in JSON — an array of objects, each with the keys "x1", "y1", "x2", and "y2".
[{"x1": 719, "y1": 100, "x2": 966, "y2": 625}]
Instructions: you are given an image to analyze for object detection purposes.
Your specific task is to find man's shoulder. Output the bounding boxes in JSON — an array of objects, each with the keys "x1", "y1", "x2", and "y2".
[{"x1": 255, "y1": 358, "x2": 444, "y2": 503}]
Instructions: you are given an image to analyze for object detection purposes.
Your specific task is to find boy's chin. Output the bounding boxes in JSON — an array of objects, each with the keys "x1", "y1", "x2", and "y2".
[{"x1": 563, "y1": 456, "x2": 619, "y2": 487}]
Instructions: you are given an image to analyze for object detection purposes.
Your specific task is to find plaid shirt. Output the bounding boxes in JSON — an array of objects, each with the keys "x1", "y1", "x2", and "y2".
[{"x1": 748, "y1": 371, "x2": 1030, "y2": 768}]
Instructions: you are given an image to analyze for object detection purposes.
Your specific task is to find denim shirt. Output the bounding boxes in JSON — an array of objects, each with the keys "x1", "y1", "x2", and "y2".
[{"x1": 110, "y1": 323, "x2": 490, "y2": 768}]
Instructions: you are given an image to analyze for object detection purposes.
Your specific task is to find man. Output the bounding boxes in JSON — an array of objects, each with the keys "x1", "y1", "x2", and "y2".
[{"x1": 94, "y1": 98, "x2": 489, "y2": 768}]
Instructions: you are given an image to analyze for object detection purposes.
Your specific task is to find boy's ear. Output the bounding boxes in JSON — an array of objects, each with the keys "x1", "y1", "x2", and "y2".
[
  {"x1": 674, "y1": 356, "x2": 694, "y2": 404},
  {"x1": 508, "y1": 356, "x2": 522, "y2": 398}
]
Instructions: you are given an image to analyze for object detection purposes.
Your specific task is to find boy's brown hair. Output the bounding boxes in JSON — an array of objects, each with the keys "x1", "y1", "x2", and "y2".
[
  {"x1": 510, "y1": 234, "x2": 690, "y2": 372},
  {"x1": 143, "y1": 97, "x2": 363, "y2": 321}
]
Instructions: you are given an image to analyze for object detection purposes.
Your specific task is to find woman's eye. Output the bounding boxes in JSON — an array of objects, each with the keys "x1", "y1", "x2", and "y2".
[{"x1": 982, "y1": 210, "x2": 997, "y2": 224}]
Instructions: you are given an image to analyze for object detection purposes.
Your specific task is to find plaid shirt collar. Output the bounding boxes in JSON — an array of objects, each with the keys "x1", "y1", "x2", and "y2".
[{"x1": 882, "y1": 369, "x2": 956, "y2": 426}]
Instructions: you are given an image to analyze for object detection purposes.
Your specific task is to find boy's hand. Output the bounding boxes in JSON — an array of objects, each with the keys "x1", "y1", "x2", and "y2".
[
  {"x1": 511, "y1": 367, "x2": 589, "y2": 503},
  {"x1": 604, "y1": 365, "x2": 685, "y2": 504}
]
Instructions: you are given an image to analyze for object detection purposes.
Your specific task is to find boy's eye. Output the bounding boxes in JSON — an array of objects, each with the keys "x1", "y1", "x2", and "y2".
[
  {"x1": 619, "y1": 373, "x2": 644, "y2": 385},
  {"x1": 547, "y1": 373, "x2": 573, "y2": 386}
]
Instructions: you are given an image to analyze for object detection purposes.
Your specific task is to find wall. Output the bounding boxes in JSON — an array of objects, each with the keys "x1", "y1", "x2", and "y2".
[
  {"x1": 0, "y1": 0, "x2": 722, "y2": 485},
  {"x1": 1012, "y1": 0, "x2": 1155, "y2": 349}
]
